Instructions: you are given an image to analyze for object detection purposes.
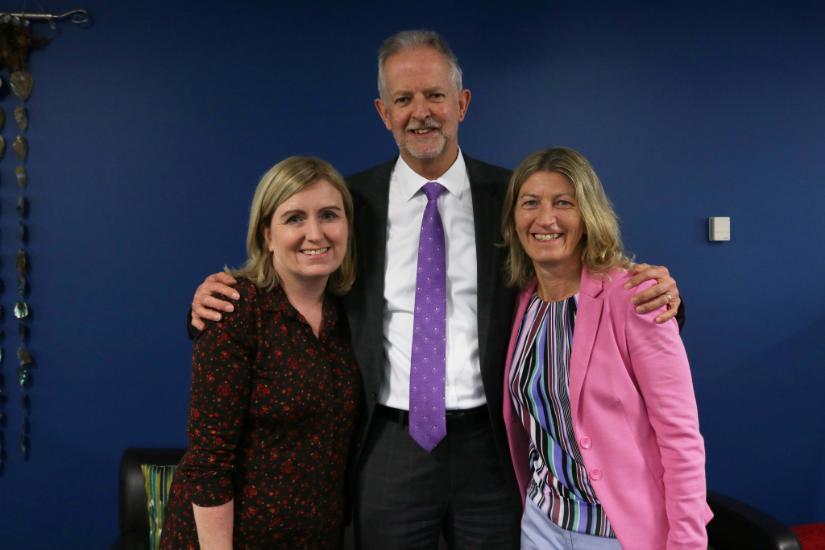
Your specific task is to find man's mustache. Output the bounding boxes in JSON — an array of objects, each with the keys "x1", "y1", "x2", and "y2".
[{"x1": 406, "y1": 118, "x2": 442, "y2": 131}]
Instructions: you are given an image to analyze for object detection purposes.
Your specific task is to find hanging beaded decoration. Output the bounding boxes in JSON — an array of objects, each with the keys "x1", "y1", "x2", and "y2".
[
  {"x1": 0, "y1": 14, "x2": 49, "y2": 466},
  {"x1": 0, "y1": 9, "x2": 88, "y2": 472},
  {"x1": 0, "y1": 89, "x2": 4, "y2": 471}
]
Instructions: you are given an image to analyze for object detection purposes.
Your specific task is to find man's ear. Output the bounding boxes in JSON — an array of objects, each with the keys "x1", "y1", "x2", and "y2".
[
  {"x1": 374, "y1": 98, "x2": 392, "y2": 131},
  {"x1": 457, "y1": 88, "x2": 471, "y2": 122}
]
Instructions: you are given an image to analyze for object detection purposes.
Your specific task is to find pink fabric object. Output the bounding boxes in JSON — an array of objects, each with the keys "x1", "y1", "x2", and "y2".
[{"x1": 503, "y1": 269, "x2": 712, "y2": 549}]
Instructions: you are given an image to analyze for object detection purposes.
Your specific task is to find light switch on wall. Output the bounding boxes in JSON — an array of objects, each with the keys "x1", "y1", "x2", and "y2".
[{"x1": 708, "y1": 216, "x2": 731, "y2": 241}]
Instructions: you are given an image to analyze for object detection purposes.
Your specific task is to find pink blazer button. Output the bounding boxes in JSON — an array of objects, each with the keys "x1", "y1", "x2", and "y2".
[
  {"x1": 590, "y1": 468, "x2": 602, "y2": 481},
  {"x1": 580, "y1": 436, "x2": 592, "y2": 449}
]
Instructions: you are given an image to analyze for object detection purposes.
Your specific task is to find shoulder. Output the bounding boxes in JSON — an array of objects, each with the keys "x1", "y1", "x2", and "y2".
[
  {"x1": 592, "y1": 268, "x2": 668, "y2": 326},
  {"x1": 463, "y1": 154, "x2": 511, "y2": 187},
  {"x1": 203, "y1": 277, "x2": 260, "y2": 335},
  {"x1": 346, "y1": 159, "x2": 396, "y2": 191},
  {"x1": 589, "y1": 268, "x2": 640, "y2": 308},
  {"x1": 600, "y1": 268, "x2": 634, "y2": 292},
  {"x1": 233, "y1": 277, "x2": 260, "y2": 306}
]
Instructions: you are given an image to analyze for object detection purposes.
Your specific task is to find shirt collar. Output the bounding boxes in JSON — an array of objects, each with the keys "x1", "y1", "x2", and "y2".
[
  {"x1": 261, "y1": 283, "x2": 340, "y2": 340},
  {"x1": 392, "y1": 149, "x2": 469, "y2": 202}
]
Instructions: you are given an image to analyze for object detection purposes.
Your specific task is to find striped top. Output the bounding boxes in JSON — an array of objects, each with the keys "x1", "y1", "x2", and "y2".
[{"x1": 509, "y1": 293, "x2": 615, "y2": 538}]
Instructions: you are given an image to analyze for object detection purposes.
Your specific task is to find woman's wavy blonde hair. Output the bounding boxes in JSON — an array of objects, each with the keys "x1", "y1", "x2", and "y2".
[
  {"x1": 501, "y1": 147, "x2": 632, "y2": 288},
  {"x1": 229, "y1": 156, "x2": 355, "y2": 294}
]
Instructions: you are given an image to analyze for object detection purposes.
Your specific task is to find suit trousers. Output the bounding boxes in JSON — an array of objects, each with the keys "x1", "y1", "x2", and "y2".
[{"x1": 355, "y1": 406, "x2": 521, "y2": 550}]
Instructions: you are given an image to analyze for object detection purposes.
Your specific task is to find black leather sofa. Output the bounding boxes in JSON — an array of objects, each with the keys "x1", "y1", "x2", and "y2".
[{"x1": 707, "y1": 491, "x2": 802, "y2": 550}]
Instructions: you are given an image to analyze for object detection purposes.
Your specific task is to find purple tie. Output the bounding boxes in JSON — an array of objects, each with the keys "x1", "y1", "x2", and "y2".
[{"x1": 409, "y1": 181, "x2": 447, "y2": 451}]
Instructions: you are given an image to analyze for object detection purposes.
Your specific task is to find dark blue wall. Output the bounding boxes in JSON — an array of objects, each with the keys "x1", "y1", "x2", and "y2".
[{"x1": 1, "y1": 1, "x2": 823, "y2": 546}]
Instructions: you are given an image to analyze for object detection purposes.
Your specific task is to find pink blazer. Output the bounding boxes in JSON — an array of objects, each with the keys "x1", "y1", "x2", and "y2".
[{"x1": 503, "y1": 269, "x2": 712, "y2": 549}]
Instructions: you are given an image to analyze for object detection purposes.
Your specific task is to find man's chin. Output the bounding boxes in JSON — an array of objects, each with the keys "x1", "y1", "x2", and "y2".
[{"x1": 402, "y1": 143, "x2": 447, "y2": 161}]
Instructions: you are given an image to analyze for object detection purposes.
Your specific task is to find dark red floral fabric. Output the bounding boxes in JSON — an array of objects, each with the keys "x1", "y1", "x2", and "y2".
[{"x1": 161, "y1": 279, "x2": 361, "y2": 549}]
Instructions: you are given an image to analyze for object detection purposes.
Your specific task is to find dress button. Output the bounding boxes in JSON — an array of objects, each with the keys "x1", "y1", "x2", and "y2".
[
  {"x1": 590, "y1": 468, "x2": 603, "y2": 481},
  {"x1": 580, "y1": 436, "x2": 592, "y2": 449}
]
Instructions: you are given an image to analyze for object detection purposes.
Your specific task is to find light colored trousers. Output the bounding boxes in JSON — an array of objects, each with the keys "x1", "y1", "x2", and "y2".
[{"x1": 520, "y1": 497, "x2": 623, "y2": 550}]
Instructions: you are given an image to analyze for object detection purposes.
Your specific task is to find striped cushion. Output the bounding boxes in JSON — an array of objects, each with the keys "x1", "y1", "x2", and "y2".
[{"x1": 141, "y1": 463, "x2": 177, "y2": 550}]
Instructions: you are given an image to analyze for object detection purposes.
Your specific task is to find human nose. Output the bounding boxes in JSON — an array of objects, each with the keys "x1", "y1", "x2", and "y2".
[
  {"x1": 306, "y1": 217, "x2": 324, "y2": 240},
  {"x1": 411, "y1": 95, "x2": 431, "y2": 119},
  {"x1": 536, "y1": 204, "x2": 557, "y2": 225}
]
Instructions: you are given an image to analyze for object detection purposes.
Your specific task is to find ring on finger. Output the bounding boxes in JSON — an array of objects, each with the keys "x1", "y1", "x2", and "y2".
[{"x1": 665, "y1": 293, "x2": 673, "y2": 304}]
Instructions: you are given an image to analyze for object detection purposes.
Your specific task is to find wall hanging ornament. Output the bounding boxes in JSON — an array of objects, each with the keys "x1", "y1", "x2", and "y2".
[{"x1": 0, "y1": 7, "x2": 90, "y2": 471}]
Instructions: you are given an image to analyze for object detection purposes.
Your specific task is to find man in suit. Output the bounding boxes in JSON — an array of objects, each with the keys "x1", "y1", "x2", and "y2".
[{"x1": 189, "y1": 30, "x2": 681, "y2": 549}]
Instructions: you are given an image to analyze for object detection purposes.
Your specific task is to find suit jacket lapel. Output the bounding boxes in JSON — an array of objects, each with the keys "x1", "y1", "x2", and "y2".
[
  {"x1": 465, "y1": 156, "x2": 501, "y2": 373},
  {"x1": 345, "y1": 159, "x2": 394, "y2": 397},
  {"x1": 569, "y1": 269, "x2": 605, "y2": 415},
  {"x1": 354, "y1": 162, "x2": 391, "y2": 299}
]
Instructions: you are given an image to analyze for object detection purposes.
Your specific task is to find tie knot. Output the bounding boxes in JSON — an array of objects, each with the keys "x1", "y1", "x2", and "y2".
[{"x1": 422, "y1": 181, "x2": 446, "y2": 201}]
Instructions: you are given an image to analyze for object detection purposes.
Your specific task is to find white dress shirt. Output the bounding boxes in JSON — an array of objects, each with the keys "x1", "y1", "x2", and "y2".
[{"x1": 379, "y1": 152, "x2": 485, "y2": 411}]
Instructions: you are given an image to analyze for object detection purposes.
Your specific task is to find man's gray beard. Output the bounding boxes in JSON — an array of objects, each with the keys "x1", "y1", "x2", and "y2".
[{"x1": 397, "y1": 133, "x2": 448, "y2": 161}]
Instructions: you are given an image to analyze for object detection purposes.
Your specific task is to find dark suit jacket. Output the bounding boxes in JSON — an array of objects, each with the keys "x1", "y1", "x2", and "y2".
[{"x1": 342, "y1": 155, "x2": 518, "y2": 493}]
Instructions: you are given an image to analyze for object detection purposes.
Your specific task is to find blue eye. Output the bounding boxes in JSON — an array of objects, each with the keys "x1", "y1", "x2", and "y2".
[
  {"x1": 285, "y1": 214, "x2": 304, "y2": 224},
  {"x1": 320, "y1": 210, "x2": 340, "y2": 221}
]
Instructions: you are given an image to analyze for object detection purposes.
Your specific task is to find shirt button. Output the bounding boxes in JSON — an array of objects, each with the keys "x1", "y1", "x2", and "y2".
[
  {"x1": 580, "y1": 436, "x2": 592, "y2": 449},
  {"x1": 590, "y1": 468, "x2": 603, "y2": 481}
]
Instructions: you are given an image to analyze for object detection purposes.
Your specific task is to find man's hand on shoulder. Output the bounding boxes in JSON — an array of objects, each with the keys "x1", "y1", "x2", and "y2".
[
  {"x1": 191, "y1": 272, "x2": 240, "y2": 331},
  {"x1": 624, "y1": 263, "x2": 681, "y2": 324}
]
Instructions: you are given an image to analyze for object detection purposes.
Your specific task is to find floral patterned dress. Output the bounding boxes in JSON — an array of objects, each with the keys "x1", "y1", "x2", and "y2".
[{"x1": 161, "y1": 278, "x2": 361, "y2": 549}]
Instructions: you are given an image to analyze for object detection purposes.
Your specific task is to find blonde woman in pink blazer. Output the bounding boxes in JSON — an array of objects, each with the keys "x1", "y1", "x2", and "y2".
[{"x1": 500, "y1": 147, "x2": 712, "y2": 549}]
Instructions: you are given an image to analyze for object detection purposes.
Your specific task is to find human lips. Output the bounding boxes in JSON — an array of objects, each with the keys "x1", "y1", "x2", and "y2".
[
  {"x1": 300, "y1": 247, "x2": 330, "y2": 256},
  {"x1": 532, "y1": 233, "x2": 562, "y2": 242},
  {"x1": 406, "y1": 120, "x2": 442, "y2": 135}
]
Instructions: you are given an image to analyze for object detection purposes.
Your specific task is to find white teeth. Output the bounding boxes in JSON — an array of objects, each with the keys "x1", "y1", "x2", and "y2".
[
  {"x1": 412, "y1": 128, "x2": 434, "y2": 134},
  {"x1": 301, "y1": 247, "x2": 329, "y2": 255},
  {"x1": 534, "y1": 233, "x2": 561, "y2": 241}
]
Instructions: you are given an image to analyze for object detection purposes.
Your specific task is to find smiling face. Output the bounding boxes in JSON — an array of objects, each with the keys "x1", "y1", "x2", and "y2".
[
  {"x1": 514, "y1": 170, "x2": 586, "y2": 273},
  {"x1": 263, "y1": 179, "x2": 348, "y2": 292},
  {"x1": 374, "y1": 46, "x2": 470, "y2": 179}
]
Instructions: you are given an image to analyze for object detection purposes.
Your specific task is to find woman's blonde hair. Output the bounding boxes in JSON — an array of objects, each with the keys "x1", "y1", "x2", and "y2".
[
  {"x1": 229, "y1": 156, "x2": 355, "y2": 294},
  {"x1": 501, "y1": 147, "x2": 632, "y2": 288}
]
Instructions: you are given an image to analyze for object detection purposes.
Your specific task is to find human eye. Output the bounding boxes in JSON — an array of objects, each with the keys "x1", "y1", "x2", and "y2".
[
  {"x1": 285, "y1": 213, "x2": 304, "y2": 224},
  {"x1": 320, "y1": 209, "x2": 340, "y2": 221},
  {"x1": 520, "y1": 197, "x2": 538, "y2": 208},
  {"x1": 555, "y1": 198, "x2": 575, "y2": 208},
  {"x1": 428, "y1": 92, "x2": 446, "y2": 101},
  {"x1": 394, "y1": 95, "x2": 411, "y2": 105}
]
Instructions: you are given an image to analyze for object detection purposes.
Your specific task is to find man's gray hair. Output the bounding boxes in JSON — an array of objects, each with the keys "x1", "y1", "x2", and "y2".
[{"x1": 377, "y1": 29, "x2": 463, "y2": 99}]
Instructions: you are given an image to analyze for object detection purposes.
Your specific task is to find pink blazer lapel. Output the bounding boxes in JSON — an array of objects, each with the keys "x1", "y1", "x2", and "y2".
[
  {"x1": 503, "y1": 280, "x2": 539, "y2": 499},
  {"x1": 503, "y1": 281, "x2": 537, "y2": 416},
  {"x1": 568, "y1": 269, "x2": 606, "y2": 415}
]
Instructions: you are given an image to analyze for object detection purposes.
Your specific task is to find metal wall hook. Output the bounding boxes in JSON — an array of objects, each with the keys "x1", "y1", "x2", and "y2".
[{"x1": 0, "y1": 9, "x2": 91, "y2": 27}]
